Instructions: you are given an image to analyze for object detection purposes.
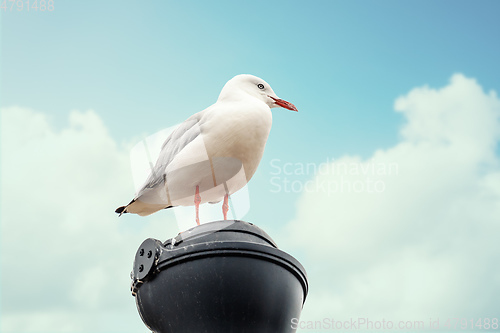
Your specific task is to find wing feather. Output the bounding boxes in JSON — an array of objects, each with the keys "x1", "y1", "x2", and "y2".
[{"x1": 136, "y1": 112, "x2": 204, "y2": 199}]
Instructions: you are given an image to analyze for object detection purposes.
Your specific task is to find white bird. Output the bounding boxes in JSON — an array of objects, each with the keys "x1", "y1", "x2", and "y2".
[{"x1": 115, "y1": 74, "x2": 298, "y2": 224}]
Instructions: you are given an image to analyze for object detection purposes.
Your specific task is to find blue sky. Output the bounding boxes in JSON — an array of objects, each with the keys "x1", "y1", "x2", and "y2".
[
  {"x1": 2, "y1": 1, "x2": 500, "y2": 332},
  {"x1": 3, "y1": 0, "x2": 500, "y2": 224}
]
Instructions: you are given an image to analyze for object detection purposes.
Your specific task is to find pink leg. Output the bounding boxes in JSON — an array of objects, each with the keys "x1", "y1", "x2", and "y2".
[
  {"x1": 222, "y1": 193, "x2": 229, "y2": 220},
  {"x1": 195, "y1": 185, "x2": 201, "y2": 225}
]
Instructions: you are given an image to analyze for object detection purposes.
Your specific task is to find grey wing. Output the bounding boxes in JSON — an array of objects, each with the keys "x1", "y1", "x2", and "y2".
[{"x1": 135, "y1": 113, "x2": 204, "y2": 199}]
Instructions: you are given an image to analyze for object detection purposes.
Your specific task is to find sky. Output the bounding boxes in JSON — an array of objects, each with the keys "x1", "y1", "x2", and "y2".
[{"x1": 1, "y1": 1, "x2": 500, "y2": 332}]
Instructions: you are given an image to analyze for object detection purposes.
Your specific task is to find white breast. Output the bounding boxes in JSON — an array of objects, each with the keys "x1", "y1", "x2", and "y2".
[{"x1": 165, "y1": 98, "x2": 272, "y2": 206}]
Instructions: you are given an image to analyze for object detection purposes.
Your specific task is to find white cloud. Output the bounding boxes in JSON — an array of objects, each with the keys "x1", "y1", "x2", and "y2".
[
  {"x1": 0, "y1": 107, "x2": 179, "y2": 332},
  {"x1": 283, "y1": 74, "x2": 500, "y2": 324}
]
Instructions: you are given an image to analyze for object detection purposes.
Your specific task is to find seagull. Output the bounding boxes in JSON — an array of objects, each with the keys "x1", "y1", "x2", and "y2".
[{"x1": 115, "y1": 74, "x2": 298, "y2": 224}]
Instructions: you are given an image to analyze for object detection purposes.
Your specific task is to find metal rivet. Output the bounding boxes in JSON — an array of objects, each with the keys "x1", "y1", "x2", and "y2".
[
  {"x1": 139, "y1": 249, "x2": 144, "y2": 256},
  {"x1": 147, "y1": 250, "x2": 152, "y2": 258},
  {"x1": 139, "y1": 264, "x2": 144, "y2": 272}
]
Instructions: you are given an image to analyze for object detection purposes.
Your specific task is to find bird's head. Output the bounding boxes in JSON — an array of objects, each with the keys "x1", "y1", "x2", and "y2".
[{"x1": 218, "y1": 74, "x2": 298, "y2": 112}]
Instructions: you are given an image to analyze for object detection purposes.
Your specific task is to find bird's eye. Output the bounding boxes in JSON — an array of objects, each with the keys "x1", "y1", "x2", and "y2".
[{"x1": 257, "y1": 83, "x2": 265, "y2": 89}]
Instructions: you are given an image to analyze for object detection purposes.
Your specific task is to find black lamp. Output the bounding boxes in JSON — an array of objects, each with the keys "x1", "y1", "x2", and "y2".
[{"x1": 131, "y1": 220, "x2": 308, "y2": 333}]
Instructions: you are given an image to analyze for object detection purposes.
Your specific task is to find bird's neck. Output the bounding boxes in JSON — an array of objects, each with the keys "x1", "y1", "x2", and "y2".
[{"x1": 217, "y1": 88, "x2": 248, "y2": 102}]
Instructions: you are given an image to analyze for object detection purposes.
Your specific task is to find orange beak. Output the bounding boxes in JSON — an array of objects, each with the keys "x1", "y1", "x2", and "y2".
[{"x1": 269, "y1": 96, "x2": 298, "y2": 112}]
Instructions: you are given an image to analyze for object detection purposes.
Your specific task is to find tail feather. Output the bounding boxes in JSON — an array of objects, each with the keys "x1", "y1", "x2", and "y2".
[
  {"x1": 115, "y1": 199, "x2": 173, "y2": 217},
  {"x1": 115, "y1": 199, "x2": 136, "y2": 217},
  {"x1": 115, "y1": 206, "x2": 127, "y2": 215}
]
